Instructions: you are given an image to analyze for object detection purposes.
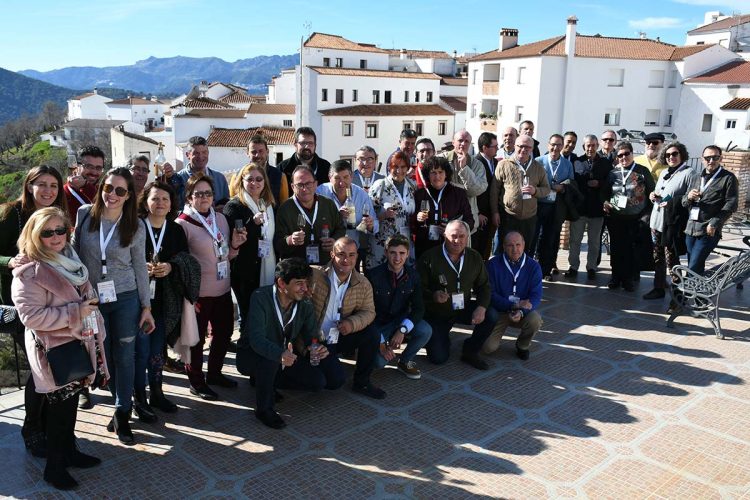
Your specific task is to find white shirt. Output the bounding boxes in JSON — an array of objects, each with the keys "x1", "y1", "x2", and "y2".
[{"x1": 321, "y1": 267, "x2": 352, "y2": 333}]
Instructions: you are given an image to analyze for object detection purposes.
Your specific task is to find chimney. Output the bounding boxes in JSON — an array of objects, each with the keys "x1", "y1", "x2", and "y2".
[
  {"x1": 565, "y1": 16, "x2": 577, "y2": 56},
  {"x1": 452, "y1": 50, "x2": 457, "y2": 59},
  {"x1": 639, "y1": 31, "x2": 647, "y2": 39},
  {"x1": 93, "y1": 87, "x2": 98, "y2": 95},
  {"x1": 400, "y1": 48, "x2": 407, "y2": 60},
  {"x1": 499, "y1": 28, "x2": 519, "y2": 51}
]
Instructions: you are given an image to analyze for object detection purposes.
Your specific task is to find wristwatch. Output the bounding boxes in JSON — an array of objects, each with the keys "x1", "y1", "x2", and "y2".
[{"x1": 398, "y1": 325, "x2": 408, "y2": 335}]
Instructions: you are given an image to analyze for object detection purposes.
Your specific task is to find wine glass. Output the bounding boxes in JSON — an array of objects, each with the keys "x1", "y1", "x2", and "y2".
[
  {"x1": 438, "y1": 274, "x2": 448, "y2": 291},
  {"x1": 297, "y1": 213, "x2": 306, "y2": 231}
]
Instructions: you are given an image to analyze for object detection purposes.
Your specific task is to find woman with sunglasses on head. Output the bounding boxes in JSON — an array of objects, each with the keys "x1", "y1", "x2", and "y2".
[
  {"x1": 603, "y1": 141, "x2": 655, "y2": 291},
  {"x1": 0, "y1": 165, "x2": 67, "y2": 457},
  {"x1": 73, "y1": 167, "x2": 154, "y2": 445},
  {"x1": 176, "y1": 174, "x2": 246, "y2": 401},
  {"x1": 643, "y1": 142, "x2": 697, "y2": 300},
  {"x1": 224, "y1": 163, "x2": 276, "y2": 332},
  {"x1": 12, "y1": 207, "x2": 109, "y2": 490}
]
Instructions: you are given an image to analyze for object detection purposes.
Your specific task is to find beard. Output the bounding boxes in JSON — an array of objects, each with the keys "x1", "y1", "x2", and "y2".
[{"x1": 298, "y1": 149, "x2": 314, "y2": 162}]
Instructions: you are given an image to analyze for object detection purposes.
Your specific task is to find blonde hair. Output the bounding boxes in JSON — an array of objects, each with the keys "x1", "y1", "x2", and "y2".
[
  {"x1": 229, "y1": 163, "x2": 276, "y2": 207},
  {"x1": 17, "y1": 207, "x2": 70, "y2": 263}
]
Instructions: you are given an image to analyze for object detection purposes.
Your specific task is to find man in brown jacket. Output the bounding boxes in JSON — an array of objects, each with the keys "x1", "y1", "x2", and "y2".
[
  {"x1": 490, "y1": 134, "x2": 551, "y2": 255},
  {"x1": 308, "y1": 237, "x2": 385, "y2": 399}
]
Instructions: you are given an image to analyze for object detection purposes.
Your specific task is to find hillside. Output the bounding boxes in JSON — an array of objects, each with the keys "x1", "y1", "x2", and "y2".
[
  {"x1": 0, "y1": 68, "x2": 77, "y2": 124},
  {"x1": 20, "y1": 54, "x2": 299, "y2": 95}
]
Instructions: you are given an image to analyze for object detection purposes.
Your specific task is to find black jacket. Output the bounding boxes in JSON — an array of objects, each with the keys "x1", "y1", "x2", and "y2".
[
  {"x1": 366, "y1": 262, "x2": 425, "y2": 327},
  {"x1": 279, "y1": 153, "x2": 331, "y2": 186},
  {"x1": 573, "y1": 155, "x2": 613, "y2": 218}
]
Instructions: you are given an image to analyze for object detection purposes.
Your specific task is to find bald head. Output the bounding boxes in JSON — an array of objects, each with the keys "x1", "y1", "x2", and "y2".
[
  {"x1": 514, "y1": 135, "x2": 534, "y2": 163},
  {"x1": 453, "y1": 129, "x2": 472, "y2": 155},
  {"x1": 503, "y1": 231, "x2": 525, "y2": 262}
]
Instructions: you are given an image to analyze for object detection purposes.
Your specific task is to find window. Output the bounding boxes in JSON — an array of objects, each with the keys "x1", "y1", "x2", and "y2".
[
  {"x1": 415, "y1": 91, "x2": 420, "y2": 103},
  {"x1": 426, "y1": 91, "x2": 433, "y2": 103},
  {"x1": 604, "y1": 108, "x2": 620, "y2": 126},
  {"x1": 373, "y1": 90, "x2": 380, "y2": 104},
  {"x1": 321, "y1": 89, "x2": 328, "y2": 102},
  {"x1": 726, "y1": 119, "x2": 737, "y2": 129},
  {"x1": 648, "y1": 70, "x2": 665, "y2": 88},
  {"x1": 472, "y1": 69, "x2": 478, "y2": 85},
  {"x1": 471, "y1": 104, "x2": 477, "y2": 118},
  {"x1": 352, "y1": 89, "x2": 358, "y2": 102},
  {"x1": 644, "y1": 109, "x2": 660, "y2": 126},
  {"x1": 360, "y1": 59, "x2": 367, "y2": 69},
  {"x1": 384, "y1": 91, "x2": 392, "y2": 104},
  {"x1": 438, "y1": 121, "x2": 447, "y2": 136},
  {"x1": 608, "y1": 68, "x2": 624, "y2": 87},
  {"x1": 342, "y1": 121, "x2": 353, "y2": 136},
  {"x1": 335, "y1": 89, "x2": 344, "y2": 104},
  {"x1": 697, "y1": 41, "x2": 705, "y2": 45},
  {"x1": 404, "y1": 91, "x2": 409, "y2": 102},
  {"x1": 365, "y1": 122, "x2": 378, "y2": 138},
  {"x1": 403, "y1": 122, "x2": 412, "y2": 130},
  {"x1": 701, "y1": 114, "x2": 712, "y2": 132},
  {"x1": 665, "y1": 109, "x2": 673, "y2": 127},
  {"x1": 283, "y1": 119, "x2": 293, "y2": 127},
  {"x1": 515, "y1": 105, "x2": 524, "y2": 123},
  {"x1": 669, "y1": 70, "x2": 679, "y2": 88},
  {"x1": 335, "y1": 57, "x2": 343, "y2": 68},
  {"x1": 517, "y1": 67, "x2": 526, "y2": 84},
  {"x1": 323, "y1": 57, "x2": 330, "y2": 67},
  {"x1": 415, "y1": 122, "x2": 424, "y2": 136}
]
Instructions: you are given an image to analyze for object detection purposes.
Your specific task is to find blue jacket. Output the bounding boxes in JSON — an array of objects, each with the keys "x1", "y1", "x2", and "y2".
[
  {"x1": 366, "y1": 262, "x2": 424, "y2": 327},
  {"x1": 486, "y1": 254, "x2": 543, "y2": 314},
  {"x1": 537, "y1": 154, "x2": 573, "y2": 204},
  {"x1": 176, "y1": 165, "x2": 230, "y2": 206}
]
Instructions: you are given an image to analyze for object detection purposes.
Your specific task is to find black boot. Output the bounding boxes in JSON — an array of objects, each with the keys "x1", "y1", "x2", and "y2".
[
  {"x1": 44, "y1": 453, "x2": 78, "y2": 490},
  {"x1": 78, "y1": 388, "x2": 93, "y2": 410},
  {"x1": 149, "y1": 383, "x2": 178, "y2": 413},
  {"x1": 23, "y1": 430, "x2": 47, "y2": 458},
  {"x1": 133, "y1": 389, "x2": 157, "y2": 423},
  {"x1": 67, "y1": 437, "x2": 101, "y2": 468},
  {"x1": 107, "y1": 410, "x2": 135, "y2": 445}
]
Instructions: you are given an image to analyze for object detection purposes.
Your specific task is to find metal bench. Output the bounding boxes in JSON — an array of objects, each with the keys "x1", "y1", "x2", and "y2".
[{"x1": 667, "y1": 236, "x2": 750, "y2": 339}]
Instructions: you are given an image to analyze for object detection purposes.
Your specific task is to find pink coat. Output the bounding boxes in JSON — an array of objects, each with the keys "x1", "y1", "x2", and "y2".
[{"x1": 11, "y1": 261, "x2": 109, "y2": 394}]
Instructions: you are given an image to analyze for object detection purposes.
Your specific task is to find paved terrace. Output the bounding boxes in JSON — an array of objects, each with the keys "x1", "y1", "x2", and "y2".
[{"x1": 0, "y1": 235, "x2": 748, "y2": 499}]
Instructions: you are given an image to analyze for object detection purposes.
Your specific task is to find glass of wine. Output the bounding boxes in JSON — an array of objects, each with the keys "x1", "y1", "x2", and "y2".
[
  {"x1": 297, "y1": 213, "x2": 306, "y2": 231},
  {"x1": 420, "y1": 200, "x2": 430, "y2": 226},
  {"x1": 438, "y1": 274, "x2": 448, "y2": 292}
]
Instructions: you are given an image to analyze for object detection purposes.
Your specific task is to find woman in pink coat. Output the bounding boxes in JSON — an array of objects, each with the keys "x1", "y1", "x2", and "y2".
[{"x1": 12, "y1": 207, "x2": 109, "y2": 491}]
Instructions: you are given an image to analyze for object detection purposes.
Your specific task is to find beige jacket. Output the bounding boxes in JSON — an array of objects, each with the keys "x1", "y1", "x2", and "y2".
[{"x1": 490, "y1": 157, "x2": 551, "y2": 220}]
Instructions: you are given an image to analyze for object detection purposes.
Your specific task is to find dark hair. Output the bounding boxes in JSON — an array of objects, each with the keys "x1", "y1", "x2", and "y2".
[
  {"x1": 291, "y1": 165, "x2": 315, "y2": 183},
  {"x1": 416, "y1": 137, "x2": 435, "y2": 150},
  {"x1": 295, "y1": 127, "x2": 316, "y2": 142},
  {"x1": 88, "y1": 167, "x2": 139, "y2": 247},
  {"x1": 703, "y1": 144, "x2": 722, "y2": 155},
  {"x1": 127, "y1": 154, "x2": 150, "y2": 168},
  {"x1": 658, "y1": 141, "x2": 689, "y2": 165},
  {"x1": 3, "y1": 165, "x2": 67, "y2": 220},
  {"x1": 78, "y1": 145, "x2": 105, "y2": 161},
  {"x1": 389, "y1": 152, "x2": 410, "y2": 172},
  {"x1": 549, "y1": 134, "x2": 564, "y2": 143},
  {"x1": 185, "y1": 172, "x2": 215, "y2": 200},
  {"x1": 138, "y1": 180, "x2": 178, "y2": 219},
  {"x1": 519, "y1": 120, "x2": 534, "y2": 129},
  {"x1": 614, "y1": 140, "x2": 633, "y2": 154},
  {"x1": 248, "y1": 134, "x2": 268, "y2": 148},
  {"x1": 187, "y1": 136, "x2": 208, "y2": 152},
  {"x1": 478, "y1": 132, "x2": 497, "y2": 151},
  {"x1": 330, "y1": 159, "x2": 352, "y2": 174},
  {"x1": 563, "y1": 131, "x2": 578, "y2": 139},
  {"x1": 400, "y1": 129, "x2": 418, "y2": 140},
  {"x1": 422, "y1": 156, "x2": 453, "y2": 183},
  {"x1": 275, "y1": 257, "x2": 312, "y2": 283},
  {"x1": 385, "y1": 234, "x2": 411, "y2": 250}
]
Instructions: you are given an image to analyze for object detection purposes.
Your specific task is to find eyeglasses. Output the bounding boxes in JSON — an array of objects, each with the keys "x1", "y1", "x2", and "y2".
[
  {"x1": 294, "y1": 181, "x2": 315, "y2": 191},
  {"x1": 601, "y1": 138, "x2": 615, "y2": 142},
  {"x1": 356, "y1": 157, "x2": 376, "y2": 163},
  {"x1": 243, "y1": 176, "x2": 264, "y2": 183},
  {"x1": 666, "y1": 151, "x2": 680, "y2": 158},
  {"x1": 130, "y1": 167, "x2": 149, "y2": 175},
  {"x1": 616, "y1": 152, "x2": 632, "y2": 159},
  {"x1": 40, "y1": 227, "x2": 67, "y2": 238},
  {"x1": 703, "y1": 155, "x2": 721, "y2": 162},
  {"x1": 515, "y1": 145, "x2": 532, "y2": 150},
  {"x1": 102, "y1": 184, "x2": 128, "y2": 197},
  {"x1": 548, "y1": 143, "x2": 563, "y2": 148},
  {"x1": 192, "y1": 190, "x2": 214, "y2": 198},
  {"x1": 81, "y1": 163, "x2": 104, "y2": 172},
  {"x1": 646, "y1": 141, "x2": 662, "y2": 146},
  {"x1": 296, "y1": 141, "x2": 315, "y2": 148}
]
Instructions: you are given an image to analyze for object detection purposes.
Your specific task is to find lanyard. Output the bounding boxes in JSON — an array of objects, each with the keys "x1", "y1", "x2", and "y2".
[
  {"x1": 293, "y1": 195, "x2": 319, "y2": 230},
  {"x1": 425, "y1": 185, "x2": 445, "y2": 220},
  {"x1": 503, "y1": 253, "x2": 526, "y2": 295},
  {"x1": 516, "y1": 158, "x2": 532, "y2": 174},
  {"x1": 619, "y1": 164, "x2": 636, "y2": 186},
  {"x1": 549, "y1": 159, "x2": 561, "y2": 182},
  {"x1": 442, "y1": 244, "x2": 464, "y2": 291},
  {"x1": 145, "y1": 218, "x2": 167, "y2": 259},
  {"x1": 69, "y1": 186, "x2": 87, "y2": 205},
  {"x1": 700, "y1": 167, "x2": 722, "y2": 194},
  {"x1": 99, "y1": 216, "x2": 122, "y2": 277},
  {"x1": 387, "y1": 176, "x2": 408, "y2": 208},
  {"x1": 272, "y1": 286, "x2": 298, "y2": 332},
  {"x1": 191, "y1": 207, "x2": 221, "y2": 243}
]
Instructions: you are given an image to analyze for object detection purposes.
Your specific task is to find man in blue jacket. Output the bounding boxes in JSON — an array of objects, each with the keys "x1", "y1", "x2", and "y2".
[{"x1": 484, "y1": 232, "x2": 543, "y2": 360}]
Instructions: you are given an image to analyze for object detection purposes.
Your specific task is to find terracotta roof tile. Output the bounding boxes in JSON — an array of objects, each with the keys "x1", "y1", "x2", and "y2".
[
  {"x1": 170, "y1": 97, "x2": 234, "y2": 109},
  {"x1": 319, "y1": 104, "x2": 452, "y2": 117},
  {"x1": 670, "y1": 44, "x2": 716, "y2": 60},
  {"x1": 440, "y1": 77, "x2": 468, "y2": 86},
  {"x1": 310, "y1": 66, "x2": 440, "y2": 79},
  {"x1": 469, "y1": 36, "x2": 565, "y2": 61},
  {"x1": 441, "y1": 97, "x2": 467, "y2": 112},
  {"x1": 686, "y1": 60, "x2": 750, "y2": 84},
  {"x1": 206, "y1": 127, "x2": 295, "y2": 147},
  {"x1": 688, "y1": 14, "x2": 750, "y2": 34},
  {"x1": 179, "y1": 109, "x2": 248, "y2": 118},
  {"x1": 386, "y1": 49, "x2": 453, "y2": 59},
  {"x1": 246, "y1": 103, "x2": 295, "y2": 114},
  {"x1": 208, "y1": 82, "x2": 248, "y2": 92},
  {"x1": 219, "y1": 92, "x2": 264, "y2": 104},
  {"x1": 108, "y1": 97, "x2": 163, "y2": 105},
  {"x1": 720, "y1": 97, "x2": 750, "y2": 110},
  {"x1": 121, "y1": 130, "x2": 159, "y2": 145},
  {"x1": 303, "y1": 32, "x2": 388, "y2": 53}
]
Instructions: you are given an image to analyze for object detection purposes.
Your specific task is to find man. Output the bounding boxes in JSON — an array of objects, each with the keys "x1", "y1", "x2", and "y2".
[
  {"x1": 63, "y1": 145, "x2": 105, "y2": 223},
  {"x1": 247, "y1": 135, "x2": 289, "y2": 203},
  {"x1": 519, "y1": 120, "x2": 541, "y2": 158},
  {"x1": 562, "y1": 131, "x2": 578, "y2": 164},
  {"x1": 483, "y1": 232, "x2": 543, "y2": 360},
  {"x1": 635, "y1": 133, "x2": 666, "y2": 182},
  {"x1": 309, "y1": 237, "x2": 385, "y2": 399},
  {"x1": 368, "y1": 235, "x2": 432, "y2": 379},
  {"x1": 682, "y1": 145, "x2": 738, "y2": 274},
  {"x1": 490, "y1": 135, "x2": 551, "y2": 254},
  {"x1": 533, "y1": 134, "x2": 574, "y2": 279},
  {"x1": 471, "y1": 132, "x2": 498, "y2": 257},
  {"x1": 279, "y1": 127, "x2": 331, "y2": 186},
  {"x1": 274, "y1": 166, "x2": 345, "y2": 264},
  {"x1": 442, "y1": 129, "x2": 488, "y2": 245},
  {"x1": 566, "y1": 135, "x2": 613, "y2": 279},
  {"x1": 413, "y1": 138, "x2": 436, "y2": 188},
  {"x1": 417, "y1": 220, "x2": 498, "y2": 369},
  {"x1": 159, "y1": 161, "x2": 185, "y2": 209},
  {"x1": 598, "y1": 130, "x2": 617, "y2": 163},
  {"x1": 351, "y1": 145, "x2": 384, "y2": 192},
  {"x1": 176, "y1": 136, "x2": 230, "y2": 209},
  {"x1": 383, "y1": 128, "x2": 417, "y2": 176},
  {"x1": 496, "y1": 127, "x2": 518, "y2": 160},
  {"x1": 128, "y1": 155, "x2": 150, "y2": 196},
  {"x1": 237, "y1": 258, "x2": 323, "y2": 429}
]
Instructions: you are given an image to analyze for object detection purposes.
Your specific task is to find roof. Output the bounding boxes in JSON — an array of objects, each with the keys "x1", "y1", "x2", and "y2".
[
  {"x1": 64, "y1": 118, "x2": 126, "y2": 128},
  {"x1": 319, "y1": 104, "x2": 452, "y2": 117},
  {"x1": 120, "y1": 130, "x2": 159, "y2": 145},
  {"x1": 303, "y1": 32, "x2": 387, "y2": 53},
  {"x1": 441, "y1": 96, "x2": 467, "y2": 112},
  {"x1": 309, "y1": 66, "x2": 440, "y2": 79},
  {"x1": 386, "y1": 49, "x2": 453, "y2": 59},
  {"x1": 720, "y1": 97, "x2": 750, "y2": 110},
  {"x1": 686, "y1": 60, "x2": 750, "y2": 84},
  {"x1": 178, "y1": 109, "x2": 248, "y2": 119},
  {"x1": 440, "y1": 77, "x2": 468, "y2": 86},
  {"x1": 469, "y1": 34, "x2": 713, "y2": 62},
  {"x1": 219, "y1": 92, "x2": 264, "y2": 104},
  {"x1": 170, "y1": 97, "x2": 234, "y2": 109},
  {"x1": 246, "y1": 103, "x2": 295, "y2": 114},
  {"x1": 107, "y1": 97, "x2": 163, "y2": 105},
  {"x1": 209, "y1": 82, "x2": 248, "y2": 92},
  {"x1": 206, "y1": 127, "x2": 295, "y2": 147},
  {"x1": 688, "y1": 14, "x2": 750, "y2": 34}
]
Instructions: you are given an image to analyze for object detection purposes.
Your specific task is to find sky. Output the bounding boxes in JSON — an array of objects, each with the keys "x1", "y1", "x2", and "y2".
[{"x1": 1, "y1": 0, "x2": 749, "y2": 72}]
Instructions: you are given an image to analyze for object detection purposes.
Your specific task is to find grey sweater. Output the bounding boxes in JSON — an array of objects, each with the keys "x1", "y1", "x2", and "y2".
[
  {"x1": 649, "y1": 165, "x2": 696, "y2": 232},
  {"x1": 72, "y1": 205, "x2": 151, "y2": 308}
]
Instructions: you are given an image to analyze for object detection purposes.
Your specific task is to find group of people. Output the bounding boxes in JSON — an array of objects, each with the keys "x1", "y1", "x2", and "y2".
[{"x1": 0, "y1": 121, "x2": 738, "y2": 490}]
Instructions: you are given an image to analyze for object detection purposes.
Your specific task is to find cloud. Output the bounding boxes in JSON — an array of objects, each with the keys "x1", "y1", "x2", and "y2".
[
  {"x1": 628, "y1": 17, "x2": 687, "y2": 29},
  {"x1": 672, "y1": 0, "x2": 750, "y2": 9}
]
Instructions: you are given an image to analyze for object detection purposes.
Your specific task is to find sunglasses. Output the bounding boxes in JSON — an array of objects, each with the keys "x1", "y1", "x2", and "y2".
[
  {"x1": 646, "y1": 141, "x2": 662, "y2": 146},
  {"x1": 666, "y1": 151, "x2": 680, "y2": 158},
  {"x1": 703, "y1": 155, "x2": 721, "y2": 162},
  {"x1": 40, "y1": 227, "x2": 67, "y2": 238},
  {"x1": 192, "y1": 190, "x2": 214, "y2": 198},
  {"x1": 601, "y1": 138, "x2": 615, "y2": 142},
  {"x1": 616, "y1": 152, "x2": 632, "y2": 158},
  {"x1": 103, "y1": 184, "x2": 128, "y2": 197},
  {"x1": 243, "y1": 176, "x2": 264, "y2": 183}
]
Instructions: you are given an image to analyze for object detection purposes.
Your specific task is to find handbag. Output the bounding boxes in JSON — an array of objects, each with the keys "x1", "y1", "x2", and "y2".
[
  {"x1": 0, "y1": 305, "x2": 20, "y2": 335},
  {"x1": 42, "y1": 338, "x2": 94, "y2": 387}
]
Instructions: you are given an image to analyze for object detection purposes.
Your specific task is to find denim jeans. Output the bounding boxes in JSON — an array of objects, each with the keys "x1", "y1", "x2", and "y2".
[
  {"x1": 425, "y1": 300, "x2": 499, "y2": 365},
  {"x1": 373, "y1": 319, "x2": 433, "y2": 369},
  {"x1": 99, "y1": 289, "x2": 140, "y2": 412},
  {"x1": 686, "y1": 233, "x2": 721, "y2": 275},
  {"x1": 134, "y1": 316, "x2": 166, "y2": 391}
]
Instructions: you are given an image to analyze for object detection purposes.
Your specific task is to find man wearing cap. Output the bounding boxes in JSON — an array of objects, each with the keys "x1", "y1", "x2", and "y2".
[{"x1": 635, "y1": 133, "x2": 666, "y2": 182}]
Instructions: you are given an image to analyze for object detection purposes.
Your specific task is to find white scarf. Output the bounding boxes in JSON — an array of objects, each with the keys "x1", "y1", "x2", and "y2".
[
  {"x1": 45, "y1": 244, "x2": 89, "y2": 286},
  {"x1": 242, "y1": 191, "x2": 276, "y2": 287}
]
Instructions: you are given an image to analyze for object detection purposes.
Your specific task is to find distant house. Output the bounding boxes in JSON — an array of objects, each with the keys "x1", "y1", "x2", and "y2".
[
  {"x1": 67, "y1": 90, "x2": 112, "y2": 121},
  {"x1": 105, "y1": 96, "x2": 168, "y2": 131},
  {"x1": 63, "y1": 118, "x2": 127, "y2": 143},
  {"x1": 110, "y1": 125, "x2": 160, "y2": 170},
  {"x1": 686, "y1": 12, "x2": 750, "y2": 55}
]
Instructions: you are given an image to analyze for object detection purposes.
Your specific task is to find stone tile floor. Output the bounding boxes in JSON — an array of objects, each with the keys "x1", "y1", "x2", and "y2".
[{"x1": 0, "y1": 236, "x2": 748, "y2": 499}]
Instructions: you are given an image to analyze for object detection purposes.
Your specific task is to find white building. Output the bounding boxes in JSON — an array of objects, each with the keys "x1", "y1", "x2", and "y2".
[
  {"x1": 67, "y1": 90, "x2": 112, "y2": 121},
  {"x1": 105, "y1": 97, "x2": 168, "y2": 131},
  {"x1": 387, "y1": 49, "x2": 457, "y2": 76},
  {"x1": 110, "y1": 126, "x2": 161, "y2": 169},
  {"x1": 686, "y1": 12, "x2": 750, "y2": 56},
  {"x1": 205, "y1": 126, "x2": 295, "y2": 173}
]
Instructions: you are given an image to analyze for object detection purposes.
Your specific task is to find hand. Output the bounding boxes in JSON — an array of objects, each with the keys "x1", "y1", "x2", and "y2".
[
  {"x1": 337, "y1": 319, "x2": 354, "y2": 335},
  {"x1": 139, "y1": 308, "x2": 156, "y2": 334},
  {"x1": 79, "y1": 299, "x2": 98, "y2": 319},
  {"x1": 253, "y1": 212, "x2": 265, "y2": 225},
  {"x1": 315, "y1": 344, "x2": 329, "y2": 360},
  {"x1": 522, "y1": 184, "x2": 536, "y2": 196},
  {"x1": 518, "y1": 299, "x2": 532, "y2": 310},
  {"x1": 509, "y1": 310, "x2": 523, "y2": 322},
  {"x1": 587, "y1": 179, "x2": 599, "y2": 188},
  {"x1": 553, "y1": 184, "x2": 565, "y2": 193},
  {"x1": 658, "y1": 201, "x2": 668, "y2": 209},
  {"x1": 433, "y1": 290, "x2": 449, "y2": 303},
  {"x1": 706, "y1": 225, "x2": 716, "y2": 237},
  {"x1": 289, "y1": 230, "x2": 305, "y2": 246},
  {"x1": 492, "y1": 213, "x2": 501, "y2": 227},
  {"x1": 68, "y1": 175, "x2": 86, "y2": 189},
  {"x1": 231, "y1": 227, "x2": 247, "y2": 249},
  {"x1": 338, "y1": 206, "x2": 350, "y2": 219},
  {"x1": 603, "y1": 202, "x2": 612, "y2": 214},
  {"x1": 152, "y1": 262, "x2": 172, "y2": 278},
  {"x1": 478, "y1": 214, "x2": 488, "y2": 228},
  {"x1": 389, "y1": 331, "x2": 404, "y2": 350},
  {"x1": 384, "y1": 207, "x2": 397, "y2": 220},
  {"x1": 456, "y1": 152, "x2": 468, "y2": 169},
  {"x1": 687, "y1": 189, "x2": 701, "y2": 202},
  {"x1": 416, "y1": 210, "x2": 428, "y2": 223},
  {"x1": 649, "y1": 192, "x2": 660, "y2": 202},
  {"x1": 471, "y1": 306, "x2": 486, "y2": 325},
  {"x1": 146, "y1": 261, "x2": 155, "y2": 277},
  {"x1": 162, "y1": 162, "x2": 174, "y2": 178},
  {"x1": 363, "y1": 215, "x2": 374, "y2": 232},
  {"x1": 8, "y1": 254, "x2": 30, "y2": 269},
  {"x1": 380, "y1": 343, "x2": 396, "y2": 362},
  {"x1": 320, "y1": 237, "x2": 335, "y2": 253},
  {"x1": 281, "y1": 342, "x2": 297, "y2": 367}
]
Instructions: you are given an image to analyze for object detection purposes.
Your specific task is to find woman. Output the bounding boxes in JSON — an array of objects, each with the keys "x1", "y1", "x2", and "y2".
[
  {"x1": 412, "y1": 156, "x2": 473, "y2": 258},
  {"x1": 603, "y1": 141, "x2": 655, "y2": 291},
  {"x1": 12, "y1": 207, "x2": 109, "y2": 490},
  {"x1": 643, "y1": 142, "x2": 696, "y2": 300},
  {"x1": 368, "y1": 152, "x2": 416, "y2": 269},
  {"x1": 176, "y1": 174, "x2": 246, "y2": 401},
  {"x1": 135, "y1": 181, "x2": 188, "y2": 415},
  {"x1": 224, "y1": 163, "x2": 276, "y2": 332},
  {"x1": 0, "y1": 165, "x2": 67, "y2": 457},
  {"x1": 73, "y1": 167, "x2": 154, "y2": 445}
]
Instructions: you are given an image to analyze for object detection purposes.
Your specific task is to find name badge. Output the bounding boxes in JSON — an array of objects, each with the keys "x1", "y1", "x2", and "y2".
[
  {"x1": 149, "y1": 279, "x2": 156, "y2": 300},
  {"x1": 258, "y1": 239, "x2": 271, "y2": 258},
  {"x1": 327, "y1": 327, "x2": 340, "y2": 344},
  {"x1": 306, "y1": 245, "x2": 320, "y2": 264},
  {"x1": 690, "y1": 206, "x2": 700, "y2": 221},
  {"x1": 214, "y1": 240, "x2": 228, "y2": 259},
  {"x1": 615, "y1": 195, "x2": 628, "y2": 209},
  {"x1": 509, "y1": 295, "x2": 520, "y2": 306},
  {"x1": 216, "y1": 260, "x2": 228, "y2": 280},
  {"x1": 451, "y1": 292, "x2": 465, "y2": 310},
  {"x1": 97, "y1": 280, "x2": 117, "y2": 304},
  {"x1": 547, "y1": 191, "x2": 557, "y2": 202},
  {"x1": 428, "y1": 225, "x2": 441, "y2": 241}
]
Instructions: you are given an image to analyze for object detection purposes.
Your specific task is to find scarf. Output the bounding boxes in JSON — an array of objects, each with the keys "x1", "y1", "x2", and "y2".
[
  {"x1": 241, "y1": 190, "x2": 276, "y2": 287},
  {"x1": 44, "y1": 244, "x2": 89, "y2": 287}
]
